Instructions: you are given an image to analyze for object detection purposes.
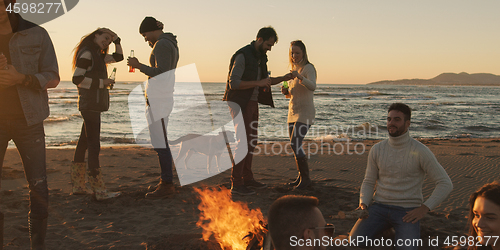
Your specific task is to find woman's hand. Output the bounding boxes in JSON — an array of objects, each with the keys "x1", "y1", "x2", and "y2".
[
  {"x1": 290, "y1": 70, "x2": 303, "y2": 80},
  {"x1": 281, "y1": 86, "x2": 289, "y2": 95},
  {"x1": 103, "y1": 78, "x2": 115, "y2": 88}
]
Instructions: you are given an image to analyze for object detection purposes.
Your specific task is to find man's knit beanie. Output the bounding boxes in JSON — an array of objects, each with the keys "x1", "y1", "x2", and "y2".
[{"x1": 140, "y1": 16, "x2": 161, "y2": 34}]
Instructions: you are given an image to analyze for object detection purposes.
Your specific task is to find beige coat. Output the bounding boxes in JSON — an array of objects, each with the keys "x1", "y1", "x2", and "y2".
[{"x1": 287, "y1": 63, "x2": 316, "y2": 125}]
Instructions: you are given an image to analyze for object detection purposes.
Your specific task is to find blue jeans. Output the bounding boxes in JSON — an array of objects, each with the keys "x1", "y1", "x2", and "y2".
[
  {"x1": 349, "y1": 203, "x2": 420, "y2": 250},
  {"x1": 0, "y1": 119, "x2": 48, "y2": 220},
  {"x1": 288, "y1": 122, "x2": 310, "y2": 158}
]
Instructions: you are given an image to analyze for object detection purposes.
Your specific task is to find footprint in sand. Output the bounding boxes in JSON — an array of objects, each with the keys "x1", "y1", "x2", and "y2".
[{"x1": 457, "y1": 152, "x2": 476, "y2": 156}]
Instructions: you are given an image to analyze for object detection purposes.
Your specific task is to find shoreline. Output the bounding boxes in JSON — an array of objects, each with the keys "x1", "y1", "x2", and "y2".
[{"x1": 31, "y1": 136, "x2": 499, "y2": 150}]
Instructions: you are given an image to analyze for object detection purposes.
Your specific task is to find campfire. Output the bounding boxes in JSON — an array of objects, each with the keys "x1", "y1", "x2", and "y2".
[{"x1": 195, "y1": 187, "x2": 270, "y2": 250}]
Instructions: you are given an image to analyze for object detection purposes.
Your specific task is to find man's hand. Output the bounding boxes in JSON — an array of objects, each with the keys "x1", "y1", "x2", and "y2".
[
  {"x1": 0, "y1": 53, "x2": 7, "y2": 69},
  {"x1": 0, "y1": 65, "x2": 25, "y2": 88},
  {"x1": 283, "y1": 72, "x2": 294, "y2": 81},
  {"x1": 127, "y1": 57, "x2": 141, "y2": 69},
  {"x1": 358, "y1": 203, "x2": 368, "y2": 210},
  {"x1": 403, "y1": 204, "x2": 429, "y2": 224},
  {"x1": 355, "y1": 203, "x2": 369, "y2": 219},
  {"x1": 257, "y1": 78, "x2": 271, "y2": 88},
  {"x1": 270, "y1": 73, "x2": 294, "y2": 85}
]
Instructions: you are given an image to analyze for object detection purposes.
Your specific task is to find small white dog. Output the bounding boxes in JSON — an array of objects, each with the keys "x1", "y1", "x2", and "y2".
[{"x1": 170, "y1": 131, "x2": 235, "y2": 173}]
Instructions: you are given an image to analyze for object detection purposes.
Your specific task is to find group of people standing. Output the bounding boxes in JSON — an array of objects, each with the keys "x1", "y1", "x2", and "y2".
[
  {"x1": 0, "y1": 7, "x2": 319, "y2": 246},
  {"x1": 69, "y1": 24, "x2": 320, "y2": 199},
  {"x1": 0, "y1": 2, "x2": 498, "y2": 249},
  {"x1": 70, "y1": 16, "x2": 180, "y2": 201},
  {"x1": 223, "y1": 27, "x2": 317, "y2": 195},
  {"x1": 0, "y1": 8, "x2": 182, "y2": 247}
]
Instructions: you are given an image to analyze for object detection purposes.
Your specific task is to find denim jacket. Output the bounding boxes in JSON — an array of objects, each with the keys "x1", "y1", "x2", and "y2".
[{"x1": 9, "y1": 17, "x2": 60, "y2": 126}]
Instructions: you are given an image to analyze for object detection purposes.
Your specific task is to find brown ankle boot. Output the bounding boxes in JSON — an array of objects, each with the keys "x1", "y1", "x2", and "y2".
[{"x1": 145, "y1": 180, "x2": 174, "y2": 199}]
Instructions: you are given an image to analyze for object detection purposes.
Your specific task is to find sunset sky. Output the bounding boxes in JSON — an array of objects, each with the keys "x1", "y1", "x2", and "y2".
[{"x1": 35, "y1": 0, "x2": 500, "y2": 84}]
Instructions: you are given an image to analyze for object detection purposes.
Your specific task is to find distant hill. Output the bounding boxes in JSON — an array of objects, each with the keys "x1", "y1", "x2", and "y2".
[{"x1": 369, "y1": 72, "x2": 500, "y2": 86}]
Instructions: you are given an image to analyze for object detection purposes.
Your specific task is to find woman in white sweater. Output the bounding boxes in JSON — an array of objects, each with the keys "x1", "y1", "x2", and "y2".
[{"x1": 281, "y1": 40, "x2": 317, "y2": 189}]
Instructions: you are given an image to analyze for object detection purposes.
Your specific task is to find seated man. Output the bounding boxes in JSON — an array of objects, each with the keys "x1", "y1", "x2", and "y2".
[
  {"x1": 268, "y1": 195, "x2": 334, "y2": 250},
  {"x1": 349, "y1": 103, "x2": 453, "y2": 250}
]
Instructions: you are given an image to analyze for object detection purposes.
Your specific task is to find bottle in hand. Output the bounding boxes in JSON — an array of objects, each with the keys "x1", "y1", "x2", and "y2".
[
  {"x1": 129, "y1": 50, "x2": 135, "y2": 73},
  {"x1": 283, "y1": 80, "x2": 291, "y2": 99},
  {"x1": 108, "y1": 67, "x2": 117, "y2": 90}
]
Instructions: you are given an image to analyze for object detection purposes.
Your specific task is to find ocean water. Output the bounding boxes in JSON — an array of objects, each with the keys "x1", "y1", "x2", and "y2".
[{"x1": 36, "y1": 81, "x2": 500, "y2": 148}]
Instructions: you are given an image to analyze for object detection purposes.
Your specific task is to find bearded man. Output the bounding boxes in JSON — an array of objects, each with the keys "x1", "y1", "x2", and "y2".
[{"x1": 349, "y1": 103, "x2": 453, "y2": 250}]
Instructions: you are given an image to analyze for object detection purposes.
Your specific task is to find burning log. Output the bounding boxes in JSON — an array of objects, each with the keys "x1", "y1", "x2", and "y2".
[
  {"x1": 243, "y1": 223, "x2": 274, "y2": 250},
  {"x1": 195, "y1": 187, "x2": 268, "y2": 250}
]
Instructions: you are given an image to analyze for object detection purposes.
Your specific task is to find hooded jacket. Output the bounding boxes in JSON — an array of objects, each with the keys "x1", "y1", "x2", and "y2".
[{"x1": 139, "y1": 32, "x2": 179, "y2": 78}]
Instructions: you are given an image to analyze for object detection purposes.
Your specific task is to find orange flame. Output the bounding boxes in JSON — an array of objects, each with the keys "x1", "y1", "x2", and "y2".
[{"x1": 195, "y1": 187, "x2": 267, "y2": 250}]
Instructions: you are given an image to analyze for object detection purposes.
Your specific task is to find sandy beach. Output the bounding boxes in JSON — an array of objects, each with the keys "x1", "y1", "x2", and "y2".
[{"x1": 1, "y1": 138, "x2": 499, "y2": 249}]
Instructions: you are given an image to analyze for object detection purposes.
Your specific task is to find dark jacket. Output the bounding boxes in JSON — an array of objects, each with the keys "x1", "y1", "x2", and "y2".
[
  {"x1": 222, "y1": 41, "x2": 274, "y2": 111},
  {"x1": 76, "y1": 46, "x2": 109, "y2": 112}
]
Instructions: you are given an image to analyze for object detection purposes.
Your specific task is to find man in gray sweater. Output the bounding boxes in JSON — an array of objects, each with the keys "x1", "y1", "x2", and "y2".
[
  {"x1": 349, "y1": 103, "x2": 453, "y2": 250},
  {"x1": 128, "y1": 16, "x2": 179, "y2": 199}
]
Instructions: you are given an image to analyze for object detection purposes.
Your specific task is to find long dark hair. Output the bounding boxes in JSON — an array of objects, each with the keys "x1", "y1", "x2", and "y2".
[
  {"x1": 467, "y1": 181, "x2": 500, "y2": 250},
  {"x1": 72, "y1": 28, "x2": 109, "y2": 69}
]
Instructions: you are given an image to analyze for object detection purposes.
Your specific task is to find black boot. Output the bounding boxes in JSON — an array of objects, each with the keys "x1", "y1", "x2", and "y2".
[
  {"x1": 29, "y1": 218, "x2": 47, "y2": 250},
  {"x1": 294, "y1": 157, "x2": 311, "y2": 190},
  {"x1": 0, "y1": 211, "x2": 3, "y2": 250}
]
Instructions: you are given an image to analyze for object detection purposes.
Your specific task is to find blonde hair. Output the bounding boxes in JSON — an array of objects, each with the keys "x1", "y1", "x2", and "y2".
[{"x1": 289, "y1": 40, "x2": 309, "y2": 71}]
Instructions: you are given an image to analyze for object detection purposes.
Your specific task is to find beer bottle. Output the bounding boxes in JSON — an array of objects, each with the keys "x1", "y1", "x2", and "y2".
[{"x1": 129, "y1": 50, "x2": 135, "y2": 72}]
